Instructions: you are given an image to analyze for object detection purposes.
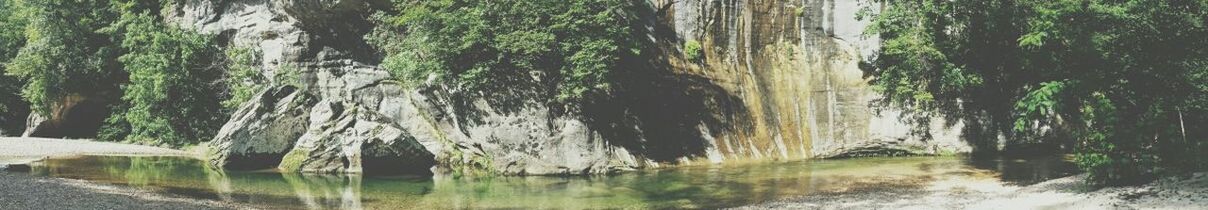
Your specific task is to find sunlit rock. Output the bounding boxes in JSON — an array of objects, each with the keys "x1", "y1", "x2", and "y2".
[
  {"x1": 278, "y1": 100, "x2": 435, "y2": 174},
  {"x1": 207, "y1": 86, "x2": 317, "y2": 170}
]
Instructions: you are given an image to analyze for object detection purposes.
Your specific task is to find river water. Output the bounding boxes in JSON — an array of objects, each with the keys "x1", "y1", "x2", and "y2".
[{"x1": 25, "y1": 155, "x2": 1078, "y2": 209}]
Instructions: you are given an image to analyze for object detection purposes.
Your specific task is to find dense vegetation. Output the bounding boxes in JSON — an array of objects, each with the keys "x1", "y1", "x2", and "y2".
[
  {"x1": 0, "y1": 0, "x2": 29, "y2": 134},
  {"x1": 0, "y1": 0, "x2": 234, "y2": 147},
  {"x1": 5, "y1": 0, "x2": 124, "y2": 116},
  {"x1": 106, "y1": 0, "x2": 228, "y2": 146},
  {"x1": 368, "y1": 0, "x2": 642, "y2": 108},
  {"x1": 865, "y1": 0, "x2": 1208, "y2": 185},
  {"x1": 1, "y1": 0, "x2": 648, "y2": 144}
]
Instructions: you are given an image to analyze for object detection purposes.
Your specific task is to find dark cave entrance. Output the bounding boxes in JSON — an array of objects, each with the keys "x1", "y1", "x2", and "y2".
[
  {"x1": 360, "y1": 142, "x2": 437, "y2": 176},
  {"x1": 59, "y1": 99, "x2": 107, "y2": 138},
  {"x1": 29, "y1": 99, "x2": 108, "y2": 138}
]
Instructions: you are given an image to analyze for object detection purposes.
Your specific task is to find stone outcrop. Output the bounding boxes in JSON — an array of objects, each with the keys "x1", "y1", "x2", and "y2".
[
  {"x1": 20, "y1": 112, "x2": 49, "y2": 138},
  {"x1": 188, "y1": 0, "x2": 972, "y2": 175},
  {"x1": 655, "y1": 0, "x2": 970, "y2": 161},
  {"x1": 277, "y1": 100, "x2": 435, "y2": 174},
  {"x1": 207, "y1": 86, "x2": 317, "y2": 169}
]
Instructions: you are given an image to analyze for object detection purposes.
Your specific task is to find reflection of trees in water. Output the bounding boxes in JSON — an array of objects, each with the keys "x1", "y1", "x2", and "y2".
[
  {"x1": 118, "y1": 156, "x2": 207, "y2": 186},
  {"x1": 33, "y1": 155, "x2": 1077, "y2": 209},
  {"x1": 202, "y1": 167, "x2": 234, "y2": 201}
]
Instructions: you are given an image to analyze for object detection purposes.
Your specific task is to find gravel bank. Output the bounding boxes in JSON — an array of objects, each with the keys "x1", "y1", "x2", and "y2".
[
  {"x1": 0, "y1": 172, "x2": 243, "y2": 210},
  {"x1": 735, "y1": 172, "x2": 1208, "y2": 210}
]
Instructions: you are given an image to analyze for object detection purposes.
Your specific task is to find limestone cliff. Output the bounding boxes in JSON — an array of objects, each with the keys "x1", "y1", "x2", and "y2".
[
  {"x1": 653, "y1": 0, "x2": 969, "y2": 161},
  {"x1": 188, "y1": 0, "x2": 970, "y2": 175}
]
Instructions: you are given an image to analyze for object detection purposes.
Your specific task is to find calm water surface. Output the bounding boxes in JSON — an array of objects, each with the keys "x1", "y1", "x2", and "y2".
[{"x1": 26, "y1": 155, "x2": 1077, "y2": 209}]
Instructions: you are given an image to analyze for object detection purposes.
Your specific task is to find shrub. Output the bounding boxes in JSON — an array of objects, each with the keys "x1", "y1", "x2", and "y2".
[
  {"x1": 684, "y1": 40, "x2": 703, "y2": 61},
  {"x1": 112, "y1": 10, "x2": 226, "y2": 147}
]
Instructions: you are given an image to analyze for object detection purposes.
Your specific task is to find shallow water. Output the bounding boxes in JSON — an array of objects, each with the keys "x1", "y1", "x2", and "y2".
[{"x1": 26, "y1": 155, "x2": 1077, "y2": 209}]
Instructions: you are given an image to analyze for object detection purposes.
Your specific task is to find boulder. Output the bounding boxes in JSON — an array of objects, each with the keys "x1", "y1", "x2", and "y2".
[
  {"x1": 206, "y1": 86, "x2": 317, "y2": 170},
  {"x1": 278, "y1": 100, "x2": 435, "y2": 174},
  {"x1": 21, "y1": 112, "x2": 51, "y2": 138}
]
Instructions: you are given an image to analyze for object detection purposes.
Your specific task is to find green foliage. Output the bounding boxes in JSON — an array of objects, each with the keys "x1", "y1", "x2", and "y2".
[
  {"x1": 221, "y1": 46, "x2": 265, "y2": 110},
  {"x1": 369, "y1": 0, "x2": 642, "y2": 106},
  {"x1": 0, "y1": 0, "x2": 31, "y2": 134},
  {"x1": 866, "y1": 0, "x2": 1208, "y2": 185},
  {"x1": 683, "y1": 40, "x2": 703, "y2": 61},
  {"x1": 272, "y1": 64, "x2": 304, "y2": 89},
  {"x1": 96, "y1": 102, "x2": 131, "y2": 142},
  {"x1": 109, "y1": 6, "x2": 226, "y2": 147},
  {"x1": 4, "y1": 0, "x2": 123, "y2": 115}
]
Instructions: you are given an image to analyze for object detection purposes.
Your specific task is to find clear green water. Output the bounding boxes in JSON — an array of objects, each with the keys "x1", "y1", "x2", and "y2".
[{"x1": 26, "y1": 155, "x2": 1077, "y2": 209}]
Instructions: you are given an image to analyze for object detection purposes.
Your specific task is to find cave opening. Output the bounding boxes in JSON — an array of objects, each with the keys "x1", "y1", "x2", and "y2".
[
  {"x1": 59, "y1": 99, "x2": 107, "y2": 138},
  {"x1": 360, "y1": 142, "x2": 437, "y2": 176},
  {"x1": 27, "y1": 99, "x2": 108, "y2": 139}
]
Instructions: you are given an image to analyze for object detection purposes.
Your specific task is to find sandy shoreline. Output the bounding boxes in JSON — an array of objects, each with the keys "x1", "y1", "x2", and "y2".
[
  {"x1": 0, "y1": 138, "x2": 238, "y2": 210},
  {"x1": 735, "y1": 172, "x2": 1208, "y2": 209},
  {"x1": 0, "y1": 137, "x2": 195, "y2": 166}
]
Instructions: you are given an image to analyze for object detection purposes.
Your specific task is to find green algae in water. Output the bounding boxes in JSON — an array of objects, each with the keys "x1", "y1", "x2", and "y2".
[{"x1": 25, "y1": 155, "x2": 1078, "y2": 209}]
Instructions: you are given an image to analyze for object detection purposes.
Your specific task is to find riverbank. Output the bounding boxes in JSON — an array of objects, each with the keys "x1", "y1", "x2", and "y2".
[
  {"x1": 735, "y1": 172, "x2": 1208, "y2": 209},
  {"x1": 0, "y1": 137, "x2": 194, "y2": 167}
]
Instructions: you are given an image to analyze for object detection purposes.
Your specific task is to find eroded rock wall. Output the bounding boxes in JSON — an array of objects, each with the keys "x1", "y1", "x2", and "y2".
[
  {"x1": 656, "y1": 0, "x2": 969, "y2": 161},
  {"x1": 189, "y1": 0, "x2": 970, "y2": 175}
]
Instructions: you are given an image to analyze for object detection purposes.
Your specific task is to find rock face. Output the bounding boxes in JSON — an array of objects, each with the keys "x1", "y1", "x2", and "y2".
[
  {"x1": 207, "y1": 86, "x2": 316, "y2": 169},
  {"x1": 277, "y1": 100, "x2": 435, "y2": 174},
  {"x1": 655, "y1": 0, "x2": 970, "y2": 160},
  {"x1": 20, "y1": 112, "x2": 49, "y2": 138},
  {"x1": 187, "y1": 0, "x2": 972, "y2": 175}
]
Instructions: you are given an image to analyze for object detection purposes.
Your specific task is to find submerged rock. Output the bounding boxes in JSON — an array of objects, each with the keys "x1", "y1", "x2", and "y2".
[{"x1": 206, "y1": 86, "x2": 317, "y2": 170}]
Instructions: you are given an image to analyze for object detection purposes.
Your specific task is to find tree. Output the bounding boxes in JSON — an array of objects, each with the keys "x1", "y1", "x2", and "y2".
[
  {"x1": 107, "y1": 1, "x2": 227, "y2": 146},
  {"x1": 865, "y1": 0, "x2": 1208, "y2": 185},
  {"x1": 221, "y1": 46, "x2": 266, "y2": 111},
  {"x1": 368, "y1": 0, "x2": 642, "y2": 109},
  {"x1": 4, "y1": 0, "x2": 123, "y2": 116},
  {"x1": 0, "y1": 0, "x2": 30, "y2": 134}
]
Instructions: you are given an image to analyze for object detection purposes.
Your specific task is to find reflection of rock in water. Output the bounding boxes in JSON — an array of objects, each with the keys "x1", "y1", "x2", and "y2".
[
  {"x1": 24, "y1": 155, "x2": 1082, "y2": 209},
  {"x1": 202, "y1": 168, "x2": 234, "y2": 202},
  {"x1": 282, "y1": 173, "x2": 363, "y2": 210}
]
